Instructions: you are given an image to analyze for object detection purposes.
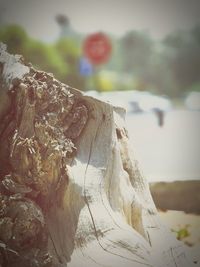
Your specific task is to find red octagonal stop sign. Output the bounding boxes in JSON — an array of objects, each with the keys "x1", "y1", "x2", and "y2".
[{"x1": 83, "y1": 32, "x2": 112, "y2": 65}]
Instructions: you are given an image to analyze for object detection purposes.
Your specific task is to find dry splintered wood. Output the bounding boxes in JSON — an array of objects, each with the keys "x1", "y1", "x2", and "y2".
[{"x1": 0, "y1": 43, "x2": 198, "y2": 267}]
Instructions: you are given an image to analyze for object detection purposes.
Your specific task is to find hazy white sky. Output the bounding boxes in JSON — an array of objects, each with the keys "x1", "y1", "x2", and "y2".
[{"x1": 0, "y1": 0, "x2": 200, "y2": 42}]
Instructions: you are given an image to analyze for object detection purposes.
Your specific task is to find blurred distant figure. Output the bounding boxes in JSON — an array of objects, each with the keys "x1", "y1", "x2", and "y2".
[
  {"x1": 56, "y1": 14, "x2": 70, "y2": 27},
  {"x1": 153, "y1": 108, "x2": 165, "y2": 127},
  {"x1": 56, "y1": 14, "x2": 74, "y2": 38}
]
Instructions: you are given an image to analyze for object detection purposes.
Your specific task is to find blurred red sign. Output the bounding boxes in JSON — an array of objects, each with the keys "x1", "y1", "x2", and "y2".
[{"x1": 83, "y1": 32, "x2": 112, "y2": 65}]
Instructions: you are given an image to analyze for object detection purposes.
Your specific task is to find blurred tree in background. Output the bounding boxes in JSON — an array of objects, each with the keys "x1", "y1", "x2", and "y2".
[
  {"x1": 0, "y1": 23, "x2": 200, "y2": 96},
  {"x1": 0, "y1": 24, "x2": 86, "y2": 90},
  {"x1": 55, "y1": 38, "x2": 86, "y2": 89},
  {"x1": 25, "y1": 40, "x2": 66, "y2": 80},
  {"x1": 119, "y1": 30, "x2": 153, "y2": 75},
  {"x1": 0, "y1": 25, "x2": 27, "y2": 55},
  {"x1": 163, "y1": 27, "x2": 200, "y2": 94}
]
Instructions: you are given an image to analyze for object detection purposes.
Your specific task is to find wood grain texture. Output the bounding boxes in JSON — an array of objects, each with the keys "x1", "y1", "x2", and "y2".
[{"x1": 0, "y1": 43, "x2": 198, "y2": 267}]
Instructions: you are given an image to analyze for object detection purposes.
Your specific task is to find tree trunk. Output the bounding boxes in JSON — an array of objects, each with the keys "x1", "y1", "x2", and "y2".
[{"x1": 0, "y1": 43, "x2": 198, "y2": 267}]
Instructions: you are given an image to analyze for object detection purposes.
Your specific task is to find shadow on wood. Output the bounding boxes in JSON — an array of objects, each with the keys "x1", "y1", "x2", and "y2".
[{"x1": 0, "y1": 43, "x2": 198, "y2": 267}]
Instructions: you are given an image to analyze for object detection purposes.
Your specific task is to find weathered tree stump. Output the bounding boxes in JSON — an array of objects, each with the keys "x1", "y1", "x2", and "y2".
[{"x1": 0, "y1": 43, "x2": 198, "y2": 267}]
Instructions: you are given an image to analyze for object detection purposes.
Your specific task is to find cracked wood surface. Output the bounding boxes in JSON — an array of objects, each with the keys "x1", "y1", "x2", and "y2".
[{"x1": 0, "y1": 43, "x2": 198, "y2": 267}]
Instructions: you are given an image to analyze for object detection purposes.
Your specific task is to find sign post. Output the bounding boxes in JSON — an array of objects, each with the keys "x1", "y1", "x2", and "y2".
[
  {"x1": 83, "y1": 32, "x2": 112, "y2": 65},
  {"x1": 79, "y1": 57, "x2": 93, "y2": 76}
]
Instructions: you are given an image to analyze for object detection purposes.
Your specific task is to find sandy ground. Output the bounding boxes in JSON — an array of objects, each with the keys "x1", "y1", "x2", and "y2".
[
  {"x1": 159, "y1": 210, "x2": 200, "y2": 246},
  {"x1": 126, "y1": 110, "x2": 200, "y2": 182},
  {"x1": 159, "y1": 210, "x2": 200, "y2": 264}
]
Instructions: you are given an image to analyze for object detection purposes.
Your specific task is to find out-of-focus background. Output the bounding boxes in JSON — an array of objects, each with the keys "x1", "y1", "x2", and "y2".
[{"x1": 0, "y1": 0, "x2": 200, "y2": 251}]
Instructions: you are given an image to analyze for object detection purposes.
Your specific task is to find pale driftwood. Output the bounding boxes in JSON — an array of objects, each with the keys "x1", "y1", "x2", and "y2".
[{"x1": 0, "y1": 43, "x2": 198, "y2": 267}]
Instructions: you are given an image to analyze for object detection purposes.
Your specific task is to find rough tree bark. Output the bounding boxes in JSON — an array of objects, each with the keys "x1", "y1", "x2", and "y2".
[{"x1": 0, "y1": 43, "x2": 198, "y2": 267}]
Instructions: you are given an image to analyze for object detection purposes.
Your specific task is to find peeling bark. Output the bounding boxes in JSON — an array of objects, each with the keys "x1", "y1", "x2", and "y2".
[{"x1": 0, "y1": 43, "x2": 198, "y2": 267}]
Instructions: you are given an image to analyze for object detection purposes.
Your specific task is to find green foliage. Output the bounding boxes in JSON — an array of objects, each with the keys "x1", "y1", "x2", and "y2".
[
  {"x1": 172, "y1": 225, "x2": 190, "y2": 241},
  {"x1": 119, "y1": 30, "x2": 153, "y2": 74},
  {"x1": 56, "y1": 38, "x2": 80, "y2": 59},
  {"x1": 0, "y1": 24, "x2": 28, "y2": 55},
  {"x1": 55, "y1": 38, "x2": 86, "y2": 89},
  {"x1": 26, "y1": 40, "x2": 67, "y2": 80},
  {"x1": 187, "y1": 83, "x2": 200, "y2": 92},
  {"x1": 1, "y1": 23, "x2": 200, "y2": 95},
  {"x1": 163, "y1": 27, "x2": 200, "y2": 94},
  {"x1": 0, "y1": 25, "x2": 86, "y2": 90}
]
